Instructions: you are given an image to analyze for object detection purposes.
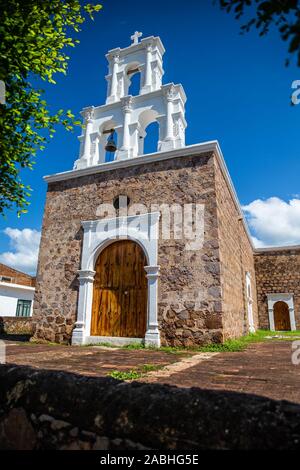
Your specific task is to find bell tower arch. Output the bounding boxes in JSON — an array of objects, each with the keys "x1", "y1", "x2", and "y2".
[
  {"x1": 73, "y1": 32, "x2": 187, "y2": 169},
  {"x1": 105, "y1": 32, "x2": 164, "y2": 104}
]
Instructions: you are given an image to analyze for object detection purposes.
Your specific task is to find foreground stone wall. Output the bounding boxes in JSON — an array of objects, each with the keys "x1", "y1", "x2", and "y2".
[
  {"x1": 214, "y1": 158, "x2": 258, "y2": 339},
  {"x1": 254, "y1": 248, "x2": 300, "y2": 329},
  {"x1": 0, "y1": 317, "x2": 33, "y2": 336},
  {"x1": 33, "y1": 152, "x2": 223, "y2": 346},
  {"x1": 0, "y1": 365, "x2": 300, "y2": 450}
]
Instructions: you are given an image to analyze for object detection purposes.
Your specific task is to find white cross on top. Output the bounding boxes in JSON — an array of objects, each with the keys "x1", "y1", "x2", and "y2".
[{"x1": 131, "y1": 31, "x2": 143, "y2": 45}]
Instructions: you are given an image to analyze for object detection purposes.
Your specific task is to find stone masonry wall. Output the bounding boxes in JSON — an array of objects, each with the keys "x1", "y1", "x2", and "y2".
[
  {"x1": 0, "y1": 264, "x2": 35, "y2": 288},
  {"x1": 254, "y1": 248, "x2": 300, "y2": 329},
  {"x1": 1, "y1": 364, "x2": 300, "y2": 450},
  {"x1": 33, "y1": 153, "x2": 223, "y2": 346},
  {"x1": 214, "y1": 158, "x2": 258, "y2": 339},
  {"x1": 0, "y1": 317, "x2": 33, "y2": 336}
]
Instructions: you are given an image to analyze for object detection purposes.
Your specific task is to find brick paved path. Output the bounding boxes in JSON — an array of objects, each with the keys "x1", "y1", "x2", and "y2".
[
  {"x1": 3, "y1": 340, "x2": 300, "y2": 403},
  {"x1": 146, "y1": 341, "x2": 300, "y2": 404},
  {"x1": 3, "y1": 342, "x2": 182, "y2": 377}
]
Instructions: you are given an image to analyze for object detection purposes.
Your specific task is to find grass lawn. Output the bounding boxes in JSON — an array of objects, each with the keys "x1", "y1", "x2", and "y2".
[
  {"x1": 17, "y1": 329, "x2": 300, "y2": 353},
  {"x1": 121, "y1": 330, "x2": 300, "y2": 354},
  {"x1": 104, "y1": 330, "x2": 300, "y2": 381}
]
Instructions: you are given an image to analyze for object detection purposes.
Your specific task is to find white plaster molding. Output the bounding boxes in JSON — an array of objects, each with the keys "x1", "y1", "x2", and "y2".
[
  {"x1": 84, "y1": 336, "x2": 144, "y2": 347},
  {"x1": 245, "y1": 271, "x2": 255, "y2": 333},
  {"x1": 267, "y1": 293, "x2": 296, "y2": 331},
  {"x1": 74, "y1": 82, "x2": 187, "y2": 167},
  {"x1": 81, "y1": 106, "x2": 95, "y2": 122},
  {"x1": 0, "y1": 281, "x2": 35, "y2": 292},
  {"x1": 144, "y1": 265, "x2": 161, "y2": 347},
  {"x1": 45, "y1": 141, "x2": 217, "y2": 183},
  {"x1": 72, "y1": 212, "x2": 161, "y2": 346},
  {"x1": 71, "y1": 269, "x2": 96, "y2": 345},
  {"x1": 145, "y1": 265, "x2": 160, "y2": 278}
]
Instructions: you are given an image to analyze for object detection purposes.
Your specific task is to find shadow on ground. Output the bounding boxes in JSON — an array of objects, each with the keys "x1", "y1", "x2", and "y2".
[
  {"x1": 0, "y1": 334, "x2": 32, "y2": 342},
  {"x1": 0, "y1": 363, "x2": 300, "y2": 450}
]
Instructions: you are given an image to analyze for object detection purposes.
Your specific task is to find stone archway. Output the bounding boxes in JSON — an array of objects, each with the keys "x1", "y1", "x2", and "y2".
[
  {"x1": 267, "y1": 293, "x2": 296, "y2": 331},
  {"x1": 71, "y1": 212, "x2": 161, "y2": 347},
  {"x1": 91, "y1": 240, "x2": 148, "y2": 338},
  {"x1": 273, "y1": 301, "x2": 291, "y2": 331}
]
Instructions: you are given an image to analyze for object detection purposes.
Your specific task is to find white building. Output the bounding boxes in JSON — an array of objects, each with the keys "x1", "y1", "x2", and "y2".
[{"x1": 0, "y1": 264, "x2": 35, "y2": 318}]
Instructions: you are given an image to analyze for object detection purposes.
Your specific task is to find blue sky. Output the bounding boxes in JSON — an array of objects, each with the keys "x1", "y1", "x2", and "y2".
[{"x1": 1, "y1": 0, "x2": 300, "y2": 273}]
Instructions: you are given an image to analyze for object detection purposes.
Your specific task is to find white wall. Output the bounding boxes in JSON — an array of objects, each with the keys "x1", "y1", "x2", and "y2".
[{"x1": 0, "y1": 283, "x2": 35, "y2": 317}]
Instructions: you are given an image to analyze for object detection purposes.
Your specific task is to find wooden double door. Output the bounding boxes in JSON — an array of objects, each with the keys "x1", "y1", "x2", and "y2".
[{"x1": 91, "y1": 240, "x2": 148, "y2": 338}]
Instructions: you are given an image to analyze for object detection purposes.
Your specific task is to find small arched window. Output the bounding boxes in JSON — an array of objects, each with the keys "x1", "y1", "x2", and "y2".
[
  {"x1": 125, "y1": 64, "x2": 141, "y2": 96},
  {"x1": 143, "y1": 121, "x2": 159, "y2": 155},
  {"x1": 113, "y1": 195, "x2": 130, "y2": 211}
]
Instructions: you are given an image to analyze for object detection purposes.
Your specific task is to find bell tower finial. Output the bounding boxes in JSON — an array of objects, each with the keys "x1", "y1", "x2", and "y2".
[{"x1": 131, "y1": 31, "x2": 143, "y2": 45}]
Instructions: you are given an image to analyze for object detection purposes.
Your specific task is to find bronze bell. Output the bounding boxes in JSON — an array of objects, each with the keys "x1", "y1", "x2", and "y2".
[{"x1": 105, "y1": 131, "x2": 117, "y2": 153}]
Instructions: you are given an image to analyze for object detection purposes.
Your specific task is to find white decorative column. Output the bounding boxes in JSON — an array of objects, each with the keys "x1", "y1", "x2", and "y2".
[
  {"x1": 141, "y1": 44, "x2": 152, "y2": 94},
  {"x1": 131, "y1": 122, "x2": 145, "y2": 158},
  {"x1": 165, "y1": 87, "x2": 174, "y2": 141},
  {"x1": 118, "y1": 96, "x2": 132, "y2": 160},
  {"x1": 144, "y1": 265, "x2": 161, "y2": 347},
  {"x1": 268, "y1": 307, "x2": 275, "y2": 331},
  {"x1": 245, "y1": 272, "x2": 255, "y2": 333},
  {"x1": 79, "y1": 107, "x2": 94, "y2": 168},
  {"x1": 72, "y1": 270, "x2": 96, "y2": 345},
  {"x1": 160, "y1": 86, "x2": 177, "y2": 152},
  {"x1": 90, "y1": 133, "x2": 100, "y2": 166},
  {"x1": 107, "y1": 54, "x2": 119, "y2": 104},
  {"x1": 289, "y1": 306, "x2": 297, "y2": 331},
  {"x1": 248, "y1": 299, "x2": 255, "y2": 333}
]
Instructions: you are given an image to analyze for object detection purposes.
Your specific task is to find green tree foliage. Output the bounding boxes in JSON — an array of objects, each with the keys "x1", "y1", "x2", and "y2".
[
  {"x1": 218, "y1": 0, "x2": 300, "y2": 65},
  {"x1": 0, "y1": 0, "x2": 102, "y2": 216}
]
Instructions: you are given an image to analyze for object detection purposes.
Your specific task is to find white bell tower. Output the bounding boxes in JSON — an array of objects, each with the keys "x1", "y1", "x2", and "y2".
[{"x1": 74, "y1": 33, "x2": 187, "y2": 169}]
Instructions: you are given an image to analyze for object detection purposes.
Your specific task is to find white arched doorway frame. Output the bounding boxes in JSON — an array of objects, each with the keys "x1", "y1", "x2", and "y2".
[
  {"x1": 71, "y1": 212, "x2": 161, "y2": 347},
  {"x1": 267, "y1": 293, "x2": 296, "y2": 331}
]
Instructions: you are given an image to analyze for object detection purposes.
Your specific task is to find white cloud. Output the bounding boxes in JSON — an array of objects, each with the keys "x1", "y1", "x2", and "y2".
[
  {"x1": 250, "y1": 236, "x2": 266, "y2": 248},
  {"x1": 243, "y1": 197, "x2": 300, "y2": 248},
  {"x1": 0, "y1": 228, "x2": 41, "y2": 275}
]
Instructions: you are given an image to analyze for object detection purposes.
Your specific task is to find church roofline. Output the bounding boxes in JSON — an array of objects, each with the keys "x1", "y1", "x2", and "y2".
[
  {"x1": 254, "y1": 245, "x2": 300, "y2": 254},
  {"x1": 44, "y1": 140, "x2": 255, "y2": 250},
  {"x1": 44, "y1": 141, "x2": 219, "y2": 183}
]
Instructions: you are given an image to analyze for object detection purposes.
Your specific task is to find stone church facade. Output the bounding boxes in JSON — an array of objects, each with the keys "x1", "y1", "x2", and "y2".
[{"x1": 32, "y1": 34, "x2": 300, "y2": 346}]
